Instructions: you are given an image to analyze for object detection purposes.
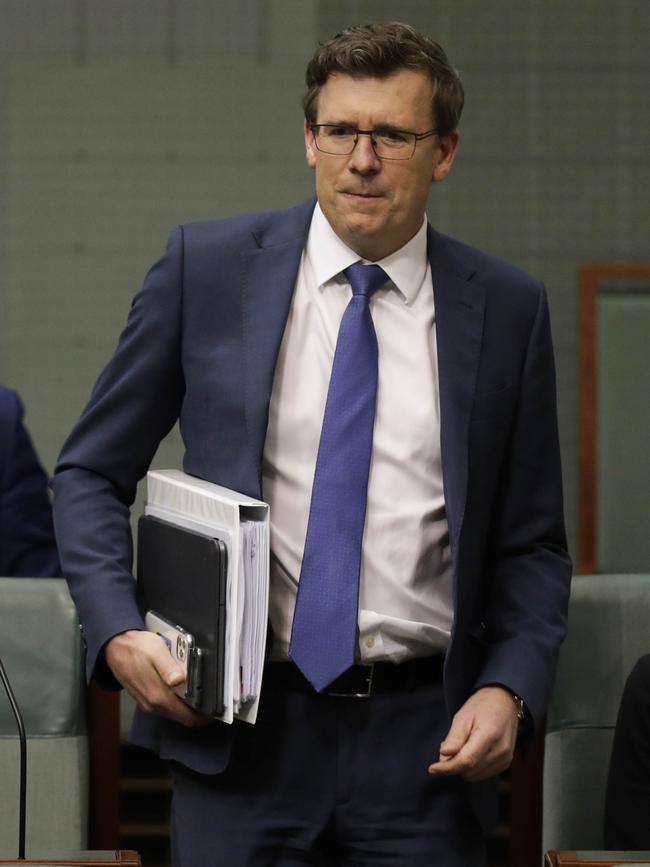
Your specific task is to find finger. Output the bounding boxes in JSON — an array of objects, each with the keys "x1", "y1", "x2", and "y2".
[
  {"x1": 428, "y1": 744, "x2": 484, "y2": 776},
  {"x1": 463, "y1": 747, "x2": 515, "y2": 782},
  {"x1": 148, "y1": 636, "x2": 186, "y2": 687},
  {"x1": 134, "y1": 657, "x2": 210, "y2": 726},
  {"x1": 430, "y1": 731, "x2": 515, "y2": 779},
  {"x1": 428, "y1": 754, "x2": 467, "y2": 776},
  {"x1": 143, "y1": 646, "x2": 211, "y2": 725},
  {"x1": 438, "y1": 740, "x2": 460, "y2": 760},
  {"x1": 438, "y1": 714, "x2": 472, "y2": 759},
  {"x1": 158, "y1": 694, "x2": 213, "y2": 727},
  {"x1": 429, "y1": 725, "x2": 492, "y2": 776},
  {"x1": 130, "y1": 671, "x2": 211, "y2": 727}
]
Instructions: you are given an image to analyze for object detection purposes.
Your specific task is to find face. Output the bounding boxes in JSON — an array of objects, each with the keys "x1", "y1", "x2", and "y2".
[{"x1": 304, "y1": 70, "x2": 459, "y2": 261}]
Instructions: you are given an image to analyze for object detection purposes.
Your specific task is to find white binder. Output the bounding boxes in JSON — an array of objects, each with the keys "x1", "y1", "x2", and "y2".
[{"x1": 144, "y1": 469, "x2": 269, "y2": 724}]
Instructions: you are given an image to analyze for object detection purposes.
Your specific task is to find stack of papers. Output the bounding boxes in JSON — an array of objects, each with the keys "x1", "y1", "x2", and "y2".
[
  {"x1": 144, "y1": 469, "x2": 269, "y2": 724},
  {"x1": 238, "y1": 520, "x2": 267, "y2": 704}
]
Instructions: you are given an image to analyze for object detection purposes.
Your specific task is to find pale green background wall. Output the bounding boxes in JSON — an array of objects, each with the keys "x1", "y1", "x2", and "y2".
[
  {"x1": 1, "y1": 0, "x2": 649, "y2": 560},
  {"x1": 598, "y1": 293, "x2": 650, "y2": 572}
]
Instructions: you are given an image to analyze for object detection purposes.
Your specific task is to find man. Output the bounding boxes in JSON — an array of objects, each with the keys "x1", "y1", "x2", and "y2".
[
  {"x1": 53, "y1": 22, "x2": 572, "y2": 866},
  {"x1": 1, "y1": 385, "x2": 60, "y2": 577}
]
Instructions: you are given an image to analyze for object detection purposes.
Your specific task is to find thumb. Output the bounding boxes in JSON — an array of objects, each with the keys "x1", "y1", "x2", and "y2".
[
  {"x1": 439, "y1": 714, "x2": 471, "y2": 759},
  {"x1": 150, "y1": 637, "x2": 186, "y2": 687},
  {"x1": 162, "y1": 665, "x2": 185, "y2": 687}
]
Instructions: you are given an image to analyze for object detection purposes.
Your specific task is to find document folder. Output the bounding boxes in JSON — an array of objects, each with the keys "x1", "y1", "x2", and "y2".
[{"x1": 138, "y1": 470, "x2": 270, "y2": 724}]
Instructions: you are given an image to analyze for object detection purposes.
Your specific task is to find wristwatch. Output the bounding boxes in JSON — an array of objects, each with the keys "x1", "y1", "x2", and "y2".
[{"x1": 512, "y1": 693, "x2": 526, "y2": 722}]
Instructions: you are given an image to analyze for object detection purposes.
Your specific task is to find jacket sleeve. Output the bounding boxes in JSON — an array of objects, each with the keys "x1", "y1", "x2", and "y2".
[
  {"x1": 0, "y1": 388, "x2": 61, "y2": 578},
  {"x1": 52, "y1": 226, "x2": 185, "y2": 686},
  {"x1": 471, "y1": 286, "x2": 572, "y2": 731}
]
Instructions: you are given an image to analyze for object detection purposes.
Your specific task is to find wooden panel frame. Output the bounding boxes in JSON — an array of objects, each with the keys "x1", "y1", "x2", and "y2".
[
  {"x1": 508, "y1": 731, "x2": 545, "y2": 867},
  {"x1": 578, "y1": 262, "x2": 650, "y2": 574},
  {"x1": 87, "y1": 686, "x2": 120, "y2": 849}
]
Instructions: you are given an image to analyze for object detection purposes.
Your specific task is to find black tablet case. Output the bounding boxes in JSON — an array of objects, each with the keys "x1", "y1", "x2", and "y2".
[{"x1": 136, "y1": 514, "x2": 227, "y2": 716}]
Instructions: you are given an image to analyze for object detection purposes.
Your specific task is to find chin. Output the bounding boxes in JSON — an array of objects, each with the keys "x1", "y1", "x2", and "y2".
[{"x1": 342, "y1": 215, "x2": 386, "y2": 241}]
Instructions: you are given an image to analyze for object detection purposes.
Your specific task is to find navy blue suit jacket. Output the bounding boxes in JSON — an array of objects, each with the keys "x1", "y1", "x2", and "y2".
[
  {"x1": 53, "y1": 199, "x2": 571, "y2": 822},
  {"x1": 0, "y1": 386, "x2": 61, "y2": 577}
]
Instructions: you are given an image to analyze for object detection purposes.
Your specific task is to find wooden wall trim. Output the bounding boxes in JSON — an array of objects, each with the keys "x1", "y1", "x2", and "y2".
[{"x1": 87, "y1": 685, "x2": 121, "y2": 849}]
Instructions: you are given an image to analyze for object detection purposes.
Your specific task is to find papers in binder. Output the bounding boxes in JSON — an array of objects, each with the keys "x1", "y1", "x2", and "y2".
[{"x1": 143, "y1": 469, "x2": 269, "y2": 724}]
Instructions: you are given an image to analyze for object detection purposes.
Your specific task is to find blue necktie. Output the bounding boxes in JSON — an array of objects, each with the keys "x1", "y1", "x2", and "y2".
[{"x1": 289, "y1": 263, "x2": 388, "y2": 691}]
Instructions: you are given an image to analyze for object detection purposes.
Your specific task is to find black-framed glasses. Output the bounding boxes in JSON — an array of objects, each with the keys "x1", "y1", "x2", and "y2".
[{"x1": 310, "y1": 124, "x2": 438, "y2": 160}]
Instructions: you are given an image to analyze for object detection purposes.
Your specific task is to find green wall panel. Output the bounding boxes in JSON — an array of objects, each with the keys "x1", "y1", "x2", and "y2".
[{"x1": 597, "y1": 294, "x2": 650, "y2": 571}]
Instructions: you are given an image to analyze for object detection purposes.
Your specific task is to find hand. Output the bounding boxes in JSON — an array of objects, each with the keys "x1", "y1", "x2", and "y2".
[
  {"x1": 427, "y1": 686, "x2": 519, "y2": 781},
  {"x1": 104, "y1": 629, "x2": 211, "y2": 727}
]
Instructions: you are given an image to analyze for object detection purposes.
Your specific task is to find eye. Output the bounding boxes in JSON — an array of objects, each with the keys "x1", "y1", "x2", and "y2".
[
  {"x1": 324, "y1": 125, "x2": 357, "y2": 139},
  {"x1": 376, "y1": 128, "x2": 409, "y2": 145}
]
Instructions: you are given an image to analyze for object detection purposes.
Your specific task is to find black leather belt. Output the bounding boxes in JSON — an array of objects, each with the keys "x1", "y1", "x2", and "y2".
[
  {"x1": 265, "y1": 655, "x2": 444, "y2": 698},
  {"x1": 327, "y1": 664, "x2": 375, "y2": 697}
]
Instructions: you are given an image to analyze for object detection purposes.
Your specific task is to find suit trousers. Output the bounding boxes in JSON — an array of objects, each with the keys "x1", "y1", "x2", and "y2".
[{"x1": 169, "y1": 657, "x2": 484, "y2": 867}]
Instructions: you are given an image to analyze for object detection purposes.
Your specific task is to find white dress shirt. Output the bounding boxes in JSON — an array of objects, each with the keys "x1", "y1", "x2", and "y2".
[{"x1": 262, "y1": 204, "x2": 453, "y2": 663}]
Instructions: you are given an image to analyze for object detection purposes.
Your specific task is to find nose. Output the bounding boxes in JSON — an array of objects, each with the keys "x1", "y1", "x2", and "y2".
[{"x1": 348, "y1": 133, "x2": 381, "y2": 175}]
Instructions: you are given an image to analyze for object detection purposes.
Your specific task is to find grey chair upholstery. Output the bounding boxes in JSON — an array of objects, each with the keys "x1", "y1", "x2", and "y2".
[
  {"x1": 0, "y1": 578, "x2": 88, "y2": 855},
  {"x1": 542, "y1": 574, "x2": 650, "y2": 855}
]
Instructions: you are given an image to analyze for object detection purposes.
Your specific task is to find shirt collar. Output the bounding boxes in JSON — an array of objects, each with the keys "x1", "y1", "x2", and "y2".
[{"x1": 305, "y1": 204, "x2": 429, "y2": 305}]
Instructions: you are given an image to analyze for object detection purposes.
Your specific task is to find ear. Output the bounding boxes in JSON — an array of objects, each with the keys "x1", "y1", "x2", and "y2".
[
  {"x1": 304, "y1": 120, "x2": 317, "y2": 169},
  {"x1": 431, "y1": 130, "x2": 460, "y2": 183}
]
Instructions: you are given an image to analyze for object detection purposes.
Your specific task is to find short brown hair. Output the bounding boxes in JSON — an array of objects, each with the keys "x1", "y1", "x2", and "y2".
[{"x1": 303, "y1": 22, "x2": 464, "y2": 137}]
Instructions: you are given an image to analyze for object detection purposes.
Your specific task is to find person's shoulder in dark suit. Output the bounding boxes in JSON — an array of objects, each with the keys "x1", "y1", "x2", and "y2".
[
  {"x1": 604, "y1": 653, "x2": 650, "y2": 848},
  {"x1": 0, "y1": 386, "x2": 61, "y2": 577}
]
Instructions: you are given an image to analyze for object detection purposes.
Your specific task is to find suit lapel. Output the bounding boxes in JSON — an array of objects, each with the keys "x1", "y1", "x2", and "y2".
[
  {"x1": 239, "y1": 201, "x2": 315, "y2": 496},
  {"x1": 429, "y1": 228, "x2": 486, "y2": 552}
]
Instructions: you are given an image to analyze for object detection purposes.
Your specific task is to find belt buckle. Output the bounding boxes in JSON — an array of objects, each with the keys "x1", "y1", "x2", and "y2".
[{"x1": 326, "y1": 664, "x2": 374, "y2": 698}]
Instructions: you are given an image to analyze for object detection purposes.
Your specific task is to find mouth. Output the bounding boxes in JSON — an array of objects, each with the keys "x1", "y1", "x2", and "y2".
[{"x1": 341, "y1": 190, "x2": 384, "y2": 200}]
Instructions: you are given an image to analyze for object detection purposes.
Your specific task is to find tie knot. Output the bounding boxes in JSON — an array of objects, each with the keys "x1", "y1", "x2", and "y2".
[{"x1": 344, "y1": 263, "x2": 388, "y2": 298}]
